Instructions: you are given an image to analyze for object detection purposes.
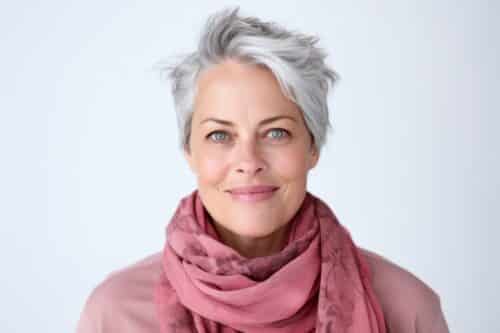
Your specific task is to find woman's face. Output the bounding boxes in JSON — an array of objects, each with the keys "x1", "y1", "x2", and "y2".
[{"x1": 184, "y1": 59, "x2": 319, "y2": 240}]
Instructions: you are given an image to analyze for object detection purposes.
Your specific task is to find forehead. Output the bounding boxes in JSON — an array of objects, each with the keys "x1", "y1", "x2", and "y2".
[{"x1": 193, "y1": 60, "x2": 300, "y2": 122}]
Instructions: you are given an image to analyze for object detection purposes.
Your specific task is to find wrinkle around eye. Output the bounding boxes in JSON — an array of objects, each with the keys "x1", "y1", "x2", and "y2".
[
  {"x1": 266, "y1": 128, "x2": 290, "y2": 139},
  {"x1": 204, "y1": 128, "x2": 292, "y2": 144},
  {"x1": 206, "y1": 130, "x2": 230, "y2": 143}
]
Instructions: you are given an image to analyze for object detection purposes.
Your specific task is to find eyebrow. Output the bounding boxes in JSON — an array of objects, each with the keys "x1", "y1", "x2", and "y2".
[{"x1": 200, "y1": 115, "x2": 297, "y2": 126}]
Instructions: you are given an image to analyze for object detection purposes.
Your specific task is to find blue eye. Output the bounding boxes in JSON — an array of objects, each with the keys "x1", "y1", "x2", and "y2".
[
  {"x1": 267, "y1": 128, "x2": 289, "y2": 139},
  {"x1": 207, "y1": 131, "x2": 229, "y2": 142}
]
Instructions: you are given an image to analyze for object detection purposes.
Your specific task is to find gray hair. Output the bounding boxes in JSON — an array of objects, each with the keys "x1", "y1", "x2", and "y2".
[{"x1": 161, "y1": 7, "x2": 338, "y2": 153}]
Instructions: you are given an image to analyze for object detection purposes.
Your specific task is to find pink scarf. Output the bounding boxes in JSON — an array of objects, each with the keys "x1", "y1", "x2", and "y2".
[{"x1": 155, "y1": 190, "x2": 386, "y2": 332}]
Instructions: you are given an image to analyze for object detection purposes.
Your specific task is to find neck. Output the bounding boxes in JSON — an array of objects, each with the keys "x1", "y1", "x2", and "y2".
[{"x1": 212, "y1": 222, "x2": 290, "y2": 259}]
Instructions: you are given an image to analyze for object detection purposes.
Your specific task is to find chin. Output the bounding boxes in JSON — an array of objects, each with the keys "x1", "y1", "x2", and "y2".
[{"x1": 228, "y1": 217, "x2": 286, "y2": 238}]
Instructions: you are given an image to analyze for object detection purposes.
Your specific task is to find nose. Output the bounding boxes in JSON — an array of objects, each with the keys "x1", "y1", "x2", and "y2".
[{"x1": 234, "y1": 140, "x2": 266, "y2": 176}]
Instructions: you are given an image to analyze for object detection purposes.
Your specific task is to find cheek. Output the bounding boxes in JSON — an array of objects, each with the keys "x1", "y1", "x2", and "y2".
[
  {"x1": 268, "y1": 146, "x2": 310, "y2": 181},
  {"x1": 196, "y1": 154, "x2": 229, "y2": 186}
]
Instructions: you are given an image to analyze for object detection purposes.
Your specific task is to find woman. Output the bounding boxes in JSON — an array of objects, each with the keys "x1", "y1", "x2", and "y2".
[{"x1": 77, "y1": 8, "x2": 449, "y2": 333}]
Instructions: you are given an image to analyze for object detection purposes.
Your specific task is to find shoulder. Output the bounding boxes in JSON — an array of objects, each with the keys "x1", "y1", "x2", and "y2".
[
  {"x1": 77, "y1": 252, "x2": 163, "y2": 333},
  {"x1": 359, "y1": 247, "x2": 439, "y2": 306},
  {"x1": 358, "y1": 247, "x2": 449, "y2": 333}
]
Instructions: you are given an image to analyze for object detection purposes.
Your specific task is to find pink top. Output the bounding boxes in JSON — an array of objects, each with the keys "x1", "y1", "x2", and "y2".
[{"x1": 76, "y1": 248, "x2": 449, "y2": 333}]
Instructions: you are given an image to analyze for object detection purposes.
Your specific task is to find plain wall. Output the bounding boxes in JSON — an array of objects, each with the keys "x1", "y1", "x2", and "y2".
[{"x1": 1, "y1": 1, "x2": 498, "y2": 332}]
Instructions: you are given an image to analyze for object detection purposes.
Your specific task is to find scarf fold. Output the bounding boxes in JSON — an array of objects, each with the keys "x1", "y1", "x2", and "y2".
[{"x1": 155, "y1": 190, "x2": 386, "y2": 333}]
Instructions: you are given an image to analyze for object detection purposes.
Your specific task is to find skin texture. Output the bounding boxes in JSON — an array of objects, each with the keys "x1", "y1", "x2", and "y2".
[{"x1": 184, "y1": 59, "x2": 319, "y2": 258}]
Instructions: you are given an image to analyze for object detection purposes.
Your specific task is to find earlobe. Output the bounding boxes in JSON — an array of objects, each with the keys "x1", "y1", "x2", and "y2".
[
  {"x1": 183, "y1": 149, "x2": 195, "y2": 173},
  {"x1": 309, "y1": 146, "x2": 320, "y2": 169}
]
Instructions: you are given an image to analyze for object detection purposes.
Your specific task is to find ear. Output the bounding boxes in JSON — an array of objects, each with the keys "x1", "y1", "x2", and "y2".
[
  {"x1": 308, "y1": 144, "x2": 320, "y2": 170},
  {"x1": 183, "y1": 147, "x2": 196, "y2": 173}
]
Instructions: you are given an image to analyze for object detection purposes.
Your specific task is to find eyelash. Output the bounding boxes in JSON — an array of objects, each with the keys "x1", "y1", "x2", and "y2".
[{"x1": 206, "y1": 128, "x2": 290, "y2": 143}]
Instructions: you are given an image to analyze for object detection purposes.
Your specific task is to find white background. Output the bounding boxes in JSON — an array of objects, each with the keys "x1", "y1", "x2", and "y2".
[{"x1": 1, "y1": 1, "x2": 498, "y2": 332}]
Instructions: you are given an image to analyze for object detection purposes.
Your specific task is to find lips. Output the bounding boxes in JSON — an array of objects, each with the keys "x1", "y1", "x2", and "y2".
[
  {"x1": 227, "y1": 185, "x2": 279, "y2": 194},
  {"x1": 226, "y1": 185, "x2": 279, "y2": 203}
]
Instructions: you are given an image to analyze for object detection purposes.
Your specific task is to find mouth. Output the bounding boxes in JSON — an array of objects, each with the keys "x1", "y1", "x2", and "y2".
[{"x1": 226, "y1": 185, "x2": 279, "y2": 203}]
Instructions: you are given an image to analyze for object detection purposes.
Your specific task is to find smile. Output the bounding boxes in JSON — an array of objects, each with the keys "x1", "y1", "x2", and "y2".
[{"x1": 227, "y1": 187, "x2": 279, "y2": 203}]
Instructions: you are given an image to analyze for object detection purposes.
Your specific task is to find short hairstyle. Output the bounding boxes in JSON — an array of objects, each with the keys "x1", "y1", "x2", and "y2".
[{"x1": 161, "y1": 7, "x2": 338, "y2": 153}]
